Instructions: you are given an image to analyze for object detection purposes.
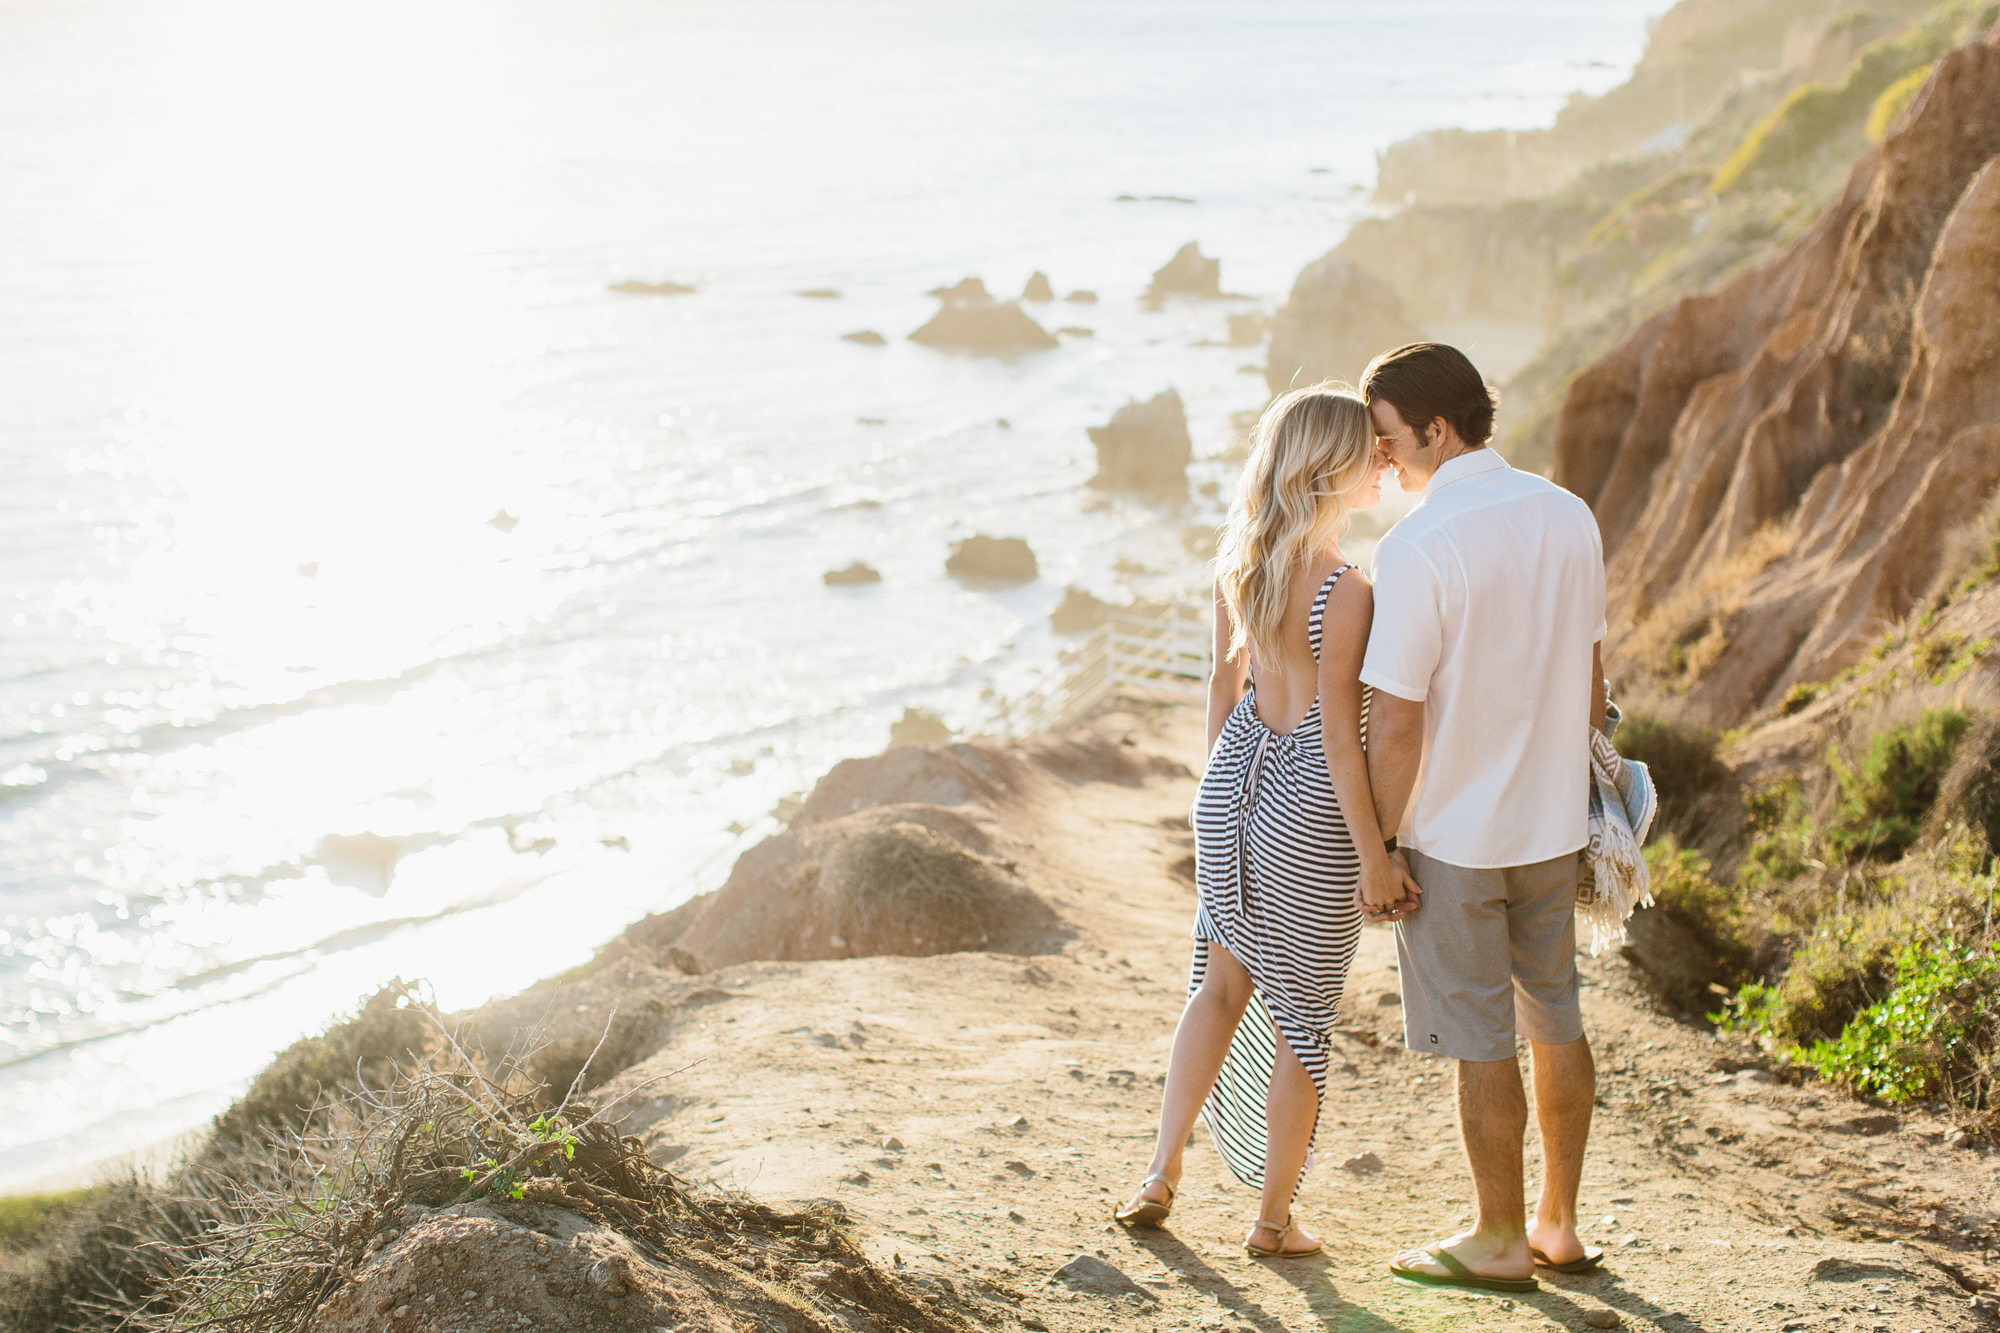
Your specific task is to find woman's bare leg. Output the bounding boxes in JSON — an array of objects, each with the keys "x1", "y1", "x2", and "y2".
[
  {"x1": 1247, "y1": 1028, "x2": 1320, "y2": 1253},
  {"x1": 1130, "y1": 942, "x2": 1256, "y2": 1208}
]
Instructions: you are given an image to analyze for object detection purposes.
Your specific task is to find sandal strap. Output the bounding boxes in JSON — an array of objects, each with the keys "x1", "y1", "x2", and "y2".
[
  {"x1": 1426, "y1": 1244, "x2": 1474, "y2": 1279},
  {"x1": 1141, "y1": 1173, "x2": 1176, "y2": 1201},
  {"x1": 1253, "y1": 1218, "x2": 1292, "y2": 1241}
]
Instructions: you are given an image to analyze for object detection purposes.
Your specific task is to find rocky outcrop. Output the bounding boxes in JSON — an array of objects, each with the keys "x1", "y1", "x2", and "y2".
[
  {"x1": 841, "y1": 330, "x2": 887, "y2": 346},
  {"x1": 910, "y1": 282, "x2": 1057, "y2": 351},
  {"x1": 1333, "y1": 200, "x2": 1586, "y2": 331},
  {"x1": 1145, "y1": 242, "x2": 1222, "y2": 299},
  {"x1": 609, "y1": 279, "x2": 695, "y2": 295},
  {"x1": 1086, "y1": 390, "x2": 1192, "y2": 495},
  {"x1": 1227, "y1": 313, "x2": 1271, "y2": 347},
  {"x1": 823, "y1": 561, "x2": 881, "y2": 585},
  {"x1": 1552, "y1": 24, "x2": 2000, "y2": 722},
  {"x1": 888, "y1": 707, "x2": 951, "y2": 746},
  {"x1": 671, "y1": 803, "x2": 1063, "y2": 965},
  {"x1": 1049, "y1": 586, "x2": 1169, "y2": 635},
  {"x1": 1022, "y1": 271, "x2": 1054, "y2": 302},
  {"x1": 945, "y1": 535, "x2": 1038, "y2": 584},
  {"x1": 1265, "y1": 255, "x2": 1422, "y2": 394}
]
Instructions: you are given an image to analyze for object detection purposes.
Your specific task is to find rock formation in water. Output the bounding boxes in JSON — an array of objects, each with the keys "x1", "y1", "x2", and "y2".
[
  {"x1": 929, "y1": 277, "x2": 990, "y2": 300},
  {"x1": 1265, "y1": 256, "x2": 1422, "y2": 395},
  {"x1": 1065, "y1": 289, "x2": 1098, "y2": 304},
  {"x1": 888, "y1": 707, "x2": 951, "y2": 747},
  {"x1": 1021, "y1": 271, "x2": 1054, "y2": 302},
  {"x1": 909, "y1": 279, "x2": 1057, "y2": 352},
  {"x1": 1145, "y1": 242, "x2": 1221, "y2": 300},
  {"x1": 609, "y1": 279, "x2": 695, "y2": 295},
  {"x1": 1048, "y1": 586, "x2": 1170, "y2": 635},
  {"x1": 1227, "y1": 313, "x2": 1271, "y2": 347},
  {"x1": 1086, "y1": 389, "x2": 1192, "y2": 495},
  {"x1": 1552, "y1": 21, "x2": 2000, "y2": 723},
  {"x1": 945, "y1": 535, "x2": 1039, "y2": 584},
  {"x1": 841, "y1": 330, "x2": 886, "y2": 345},
  {"x1": 823, "y1": 561, "x2": 881, "y2": 585}
]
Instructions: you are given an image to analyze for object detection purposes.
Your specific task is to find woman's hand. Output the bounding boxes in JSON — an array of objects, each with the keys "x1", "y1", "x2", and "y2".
[{"x1": 1357, "y1": 850, "x2": 1422, "y2": 925}]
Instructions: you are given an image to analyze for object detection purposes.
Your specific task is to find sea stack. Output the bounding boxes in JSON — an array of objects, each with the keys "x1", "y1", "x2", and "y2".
[
  {"x1": 911, "y1": 277, "x2": 1058, "y2": 352},
  {"x1": 1145, "y1": 242, "x2": 1222, "y2": 299},
  {"x1": 1087, "y1": 389, "x2": 1192, "y2": 496},
  {"x1": 946, "y1": 535, "x2": 1039, "y2": 584},
  {"x1": 1265, "y1": 254, "x2": 1422, "y2": 394}
]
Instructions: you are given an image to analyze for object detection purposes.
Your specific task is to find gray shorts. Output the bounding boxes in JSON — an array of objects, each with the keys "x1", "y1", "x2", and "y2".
[{"x1": 1395, "y1": 848, "x2": 1584, "y2": 1062}]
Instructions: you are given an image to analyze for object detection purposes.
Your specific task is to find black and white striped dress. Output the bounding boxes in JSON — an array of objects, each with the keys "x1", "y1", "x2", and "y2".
[{"x1": 1190, "y1": 565, "x2": 1366, "y2": 1191}]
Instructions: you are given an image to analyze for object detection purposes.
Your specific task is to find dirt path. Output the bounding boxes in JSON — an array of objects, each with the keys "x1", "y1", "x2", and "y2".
[{"x1": 582, "y1": 703, "x2": 2000, "y2": 1333}]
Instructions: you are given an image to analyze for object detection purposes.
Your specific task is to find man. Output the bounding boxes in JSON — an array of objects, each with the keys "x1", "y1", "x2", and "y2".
[{"x1": 1356, "y1": 342, "x2": 1608, "y2": 1293}]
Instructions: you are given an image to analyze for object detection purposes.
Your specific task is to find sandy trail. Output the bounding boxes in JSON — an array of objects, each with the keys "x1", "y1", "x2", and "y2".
[{"x1": 580, "y1": 703, "x2": 2000, "y2": 1333}]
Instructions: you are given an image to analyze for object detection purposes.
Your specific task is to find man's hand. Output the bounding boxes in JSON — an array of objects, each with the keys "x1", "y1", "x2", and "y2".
[{"x1": 1358, "y1": 849, "x2": 1423, "y2": 925}]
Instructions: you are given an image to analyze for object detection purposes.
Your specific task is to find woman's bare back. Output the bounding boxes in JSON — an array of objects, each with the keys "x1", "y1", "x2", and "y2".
[{"x1": 1246, "y1": 550, "x2": 1360, "y2": 736}]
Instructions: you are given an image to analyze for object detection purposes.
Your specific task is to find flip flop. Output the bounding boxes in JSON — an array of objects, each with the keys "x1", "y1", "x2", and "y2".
[
  {"x1": 1389, "y1": 1243, "x2": 1538, "y2": 1293},
  {"x1": 1530, "y1": 1244, "x2": 1605, "y2": 1274}
]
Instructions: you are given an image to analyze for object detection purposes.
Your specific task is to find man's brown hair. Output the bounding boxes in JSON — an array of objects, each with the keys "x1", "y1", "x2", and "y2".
[{"x1": 1359, "y1": 342, "x2": 1498, "y2": 446}]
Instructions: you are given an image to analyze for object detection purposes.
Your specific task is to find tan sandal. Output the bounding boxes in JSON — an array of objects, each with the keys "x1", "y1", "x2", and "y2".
[
  {"x1": 1113, "y1": 1173, "x2": 1175, "y2": 1227},
  {"x1": 1245, "y1": 1216, "x2": 1321, "y2": 1258}
]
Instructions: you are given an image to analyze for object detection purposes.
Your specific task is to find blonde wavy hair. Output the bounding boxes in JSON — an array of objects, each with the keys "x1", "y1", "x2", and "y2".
[{"x1": 1215, "y1": 382, "x2": 1374, "y2": 667}]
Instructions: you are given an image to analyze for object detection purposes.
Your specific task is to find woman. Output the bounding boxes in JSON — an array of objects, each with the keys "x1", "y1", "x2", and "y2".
[{"x1": 1115, "y1": 382, "x2": 1417, "y2": 1258}]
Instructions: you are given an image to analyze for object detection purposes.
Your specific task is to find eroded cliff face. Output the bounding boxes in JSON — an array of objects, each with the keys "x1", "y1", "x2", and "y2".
[
  {"x1": 1373, "y1": 0, "x2": 1868, "y2": 207},
  {"x1": 1553, "y1": 21, "x2": 2000, "y2": 723}
]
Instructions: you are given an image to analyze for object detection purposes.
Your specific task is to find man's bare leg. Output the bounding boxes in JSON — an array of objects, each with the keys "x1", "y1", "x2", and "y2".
[
  {"x1": 1126, "y1": 943, "x2": 1254, "y2": 1211},
  {"x1": 1526, "y1": 1035, "x2": 1595, "y2": 1264},
  {"x1": 1391, "y1": 1055, "x2": 1534, "y2": 1279}
]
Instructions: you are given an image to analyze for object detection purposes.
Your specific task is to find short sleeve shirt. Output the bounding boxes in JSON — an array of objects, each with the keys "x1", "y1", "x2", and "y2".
[{"x1": 1359, "y1": 449, "x2": 1607, "y2": 868}]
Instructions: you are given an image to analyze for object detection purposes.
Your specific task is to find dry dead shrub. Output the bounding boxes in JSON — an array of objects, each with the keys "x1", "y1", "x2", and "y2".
[{"x1": 110, "y1": 993, "x2": 971, "y2": 1333}]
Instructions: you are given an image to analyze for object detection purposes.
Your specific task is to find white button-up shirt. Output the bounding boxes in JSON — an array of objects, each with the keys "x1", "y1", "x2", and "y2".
[{"x1": 1359, "y1": 449, "x2": 1606, "y2": 869}]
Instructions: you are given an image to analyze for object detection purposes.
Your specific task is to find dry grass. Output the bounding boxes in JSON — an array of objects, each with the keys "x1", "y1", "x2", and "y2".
[
  {"x1": 0, "y1": 985, "x2": 974, "y2": 1333},
  {"x1": 1627, "y1": 524, "x2": 1797, "y2": 690},
  {"x1": 1925, "y1": 484, "x2": 2000, "y2": 609}
]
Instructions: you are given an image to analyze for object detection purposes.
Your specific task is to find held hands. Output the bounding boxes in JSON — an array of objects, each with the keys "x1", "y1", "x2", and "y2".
[{"x1": 1357, "y1": 849, "x2": 1423, "y2": 925}]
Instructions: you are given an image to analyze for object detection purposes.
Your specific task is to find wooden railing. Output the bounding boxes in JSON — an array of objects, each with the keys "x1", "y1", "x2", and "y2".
[{"x1": 992, "y1": 602, "x2": 1211, "y2": 738}]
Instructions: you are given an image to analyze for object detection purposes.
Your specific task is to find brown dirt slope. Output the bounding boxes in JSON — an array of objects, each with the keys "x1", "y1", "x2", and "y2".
[
  {"x1": 503, "y1": 704, "x2": 2000, "y2": 1333},
  {"x1": 1551, "y1": 20, "x2": 2000, "y2": 724}
]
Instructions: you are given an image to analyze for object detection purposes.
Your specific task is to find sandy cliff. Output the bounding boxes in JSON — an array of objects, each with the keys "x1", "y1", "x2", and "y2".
[{"x1": 1552, "y1": 20, "x2": 2000, "y2": 721}]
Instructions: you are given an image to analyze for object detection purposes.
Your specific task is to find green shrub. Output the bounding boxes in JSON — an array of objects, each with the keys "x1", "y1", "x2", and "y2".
[
  {"x1": 1710, "y1": 980, "x2": 1784, "y2": 1035},
  {"x1": 1713, "y1": 83, "x2": 1851, "y2": 193},
  {"x1": 1933, "y1": 712, "x2": 2000, "y2": 859},
  {"x1": 1800, "y1": 938, "x2": 1999, "y2": 1100},
  {"x1": 1769, "y1": 897, "x2": 1911, "y2": 1045},
  {"x1": 1713, "y1": 4, "x2": 1975, "y2": 195},
  {"x1": 1647, "y1": 839, "x2": 1753, "y2": 975},
  {"x1": 0, "y1": 1191, "x2": 92, "y2": 1247},
  {"x1": 1739, "y1": 775, "x2": 1818, "y2": 887},
  {"x1": 1866, "y1": 62, "x2": 1935, "y2": 141},
  {"x1": 1825, "y1": 706, "x2": 1972, "y2": 863},
  {"x1": 1742, "y1": 709, "x2": 1973, "y2": 881},
  {"x1": 1781, "y1": 682, "x2": 1822, "y2": 716},
  {"x1": 1613, "y1": 712, "x2": 1732, "y2": 840}
]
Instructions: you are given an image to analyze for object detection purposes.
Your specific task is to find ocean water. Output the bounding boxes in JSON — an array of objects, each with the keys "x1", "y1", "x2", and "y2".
[{"x1": 0, "y1": 0, "x2": 1656, "y2": 1191}]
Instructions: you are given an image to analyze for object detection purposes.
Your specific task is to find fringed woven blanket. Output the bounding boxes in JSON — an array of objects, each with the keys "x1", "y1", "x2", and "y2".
[{"x1": 1577, "y1": 706, "x2": 1658, "y2": 955}]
